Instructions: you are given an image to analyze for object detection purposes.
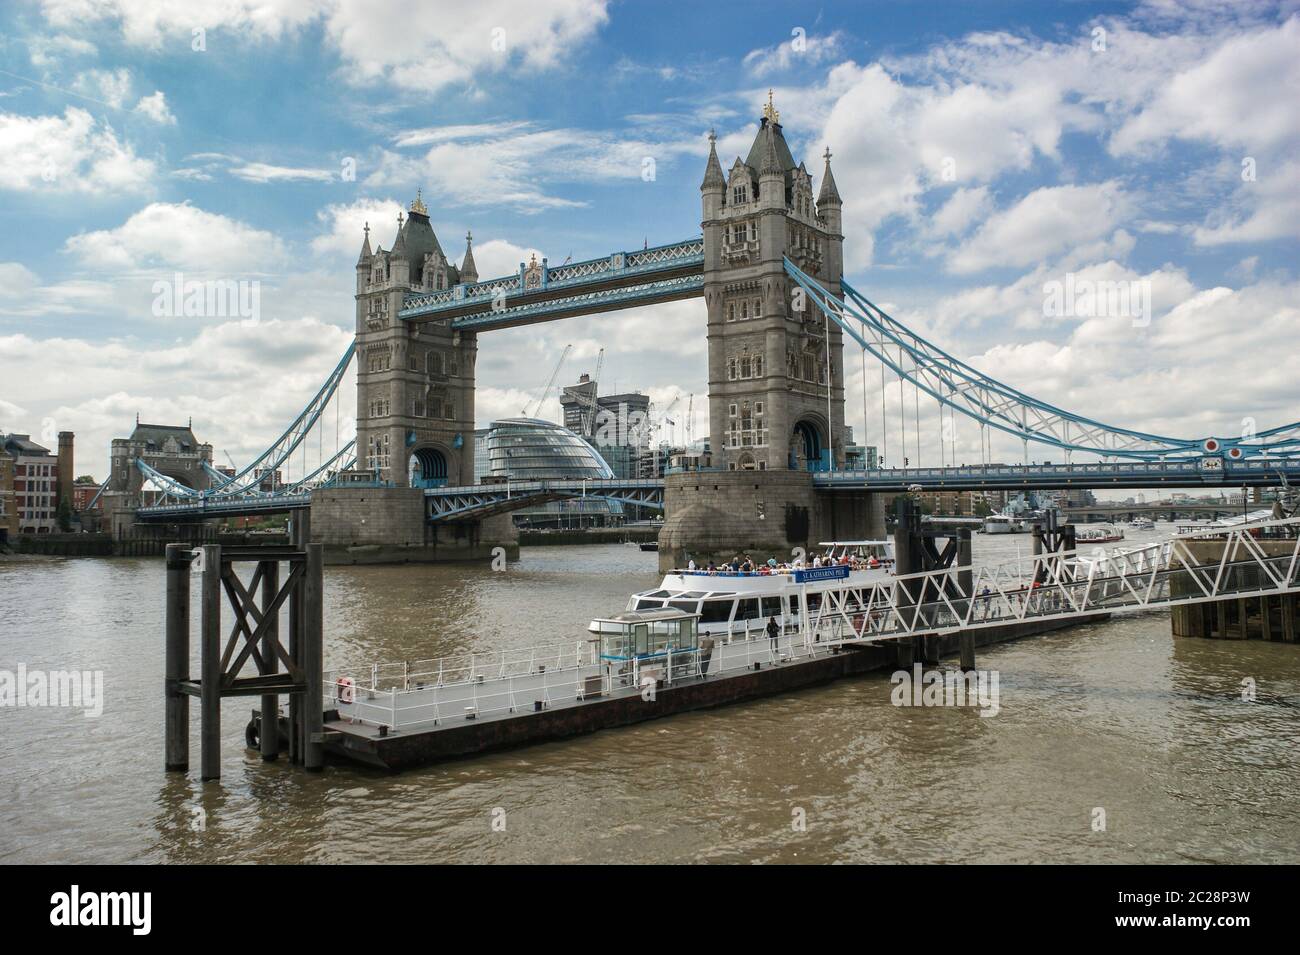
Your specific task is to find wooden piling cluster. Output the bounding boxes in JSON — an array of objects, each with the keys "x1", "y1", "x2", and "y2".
[{"x1": 164, "y1": 513, "x2": 325, "y2": 780}]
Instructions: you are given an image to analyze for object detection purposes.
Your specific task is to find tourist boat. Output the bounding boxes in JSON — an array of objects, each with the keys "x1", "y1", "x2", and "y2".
[
  {"x1": 984, "y1": 513, "x2": 1017, "y2": 534},
  {"x1": 626, "y1": 540, "x2": 895, "y2": 639},
  {"x1": 1077, "y1": 523, "x2": 1125, "y2": 544},
  {"x1": 1128, "y1": 517, "x2": 1155, "y2": 530}
]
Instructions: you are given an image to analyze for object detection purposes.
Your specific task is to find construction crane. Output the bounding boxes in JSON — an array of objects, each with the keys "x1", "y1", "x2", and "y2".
[
  {"x1": 576, "y1": 347, "x2": 605, "y2": 436},
  {"x1": 524, "y1": 344, "x2": 572, "y2": 418},
  {"x1": 685, "y1": 393, "x2": 694, "y2": 446}
]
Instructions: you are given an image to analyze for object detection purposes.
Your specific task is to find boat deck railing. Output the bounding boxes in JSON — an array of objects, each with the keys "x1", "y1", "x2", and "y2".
[{"x1": 325, "y1": 624, "x2": 820, "y2": 733}]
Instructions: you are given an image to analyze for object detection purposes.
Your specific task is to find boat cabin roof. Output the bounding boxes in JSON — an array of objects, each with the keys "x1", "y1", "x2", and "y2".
[
  {"x1": 593, "y1": 608, "x2": 702, "y2": 625},
  {"x1": 818, "y1": 540, "x2": 890, "y2": 547}
]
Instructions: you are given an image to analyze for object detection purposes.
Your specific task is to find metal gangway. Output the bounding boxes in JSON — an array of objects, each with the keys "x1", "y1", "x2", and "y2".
[{"x1": 804, "y1": 516, "x2": 1300, "y2": 647}]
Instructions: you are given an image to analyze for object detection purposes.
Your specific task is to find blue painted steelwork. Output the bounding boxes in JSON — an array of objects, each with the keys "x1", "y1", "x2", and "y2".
[
  {"x1": 784, "y1": 257, "x2": 1300, "y2": 463},
  {"x1": 429, "y1": 274, "x2": 704, "y2": 332},
  {"x1": 400, "y1": 238, "x2": 704, "y2": 325},
  {"x1": 425, "y1": 478, "x2": 664, "y2": 523}
]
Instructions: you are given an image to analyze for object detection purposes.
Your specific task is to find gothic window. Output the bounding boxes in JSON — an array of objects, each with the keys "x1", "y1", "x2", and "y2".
[
  {"x1": 727, "y1": 359, "x2": 737, "y2": 380},
  {"x1": 754, "y1": 299, "x2": 762, "y2": 318},
  {"x1": 753, "y1": 356, "x2": 763, "y2": 377},
  {"x1": 409, "y1": 354, "x2": 420, "y2": 372},
  {"x1": 728, "y1": 403, "x2": 738, "y2": 417},
  {"x1": 748, "y1": 221, "x2": 758, "y2": 242},
  {"x1": 803, "y1": 355, "x2": 815, "y2": 381},
  {"x1": 755, "y1": 401, "x2": 764, "y2": 415},
  {"x1": 445, "y1": 400, "x2": 454, "y2": 420},
  {"x1": 429, "y1": 396, "x2": 443, "y2": 419},
  {"x1": 740, "y1": 356, "x2": 751, "y2": 378},
  {"x1": 733, "y1": 185, "x2": 746, "y2": 205},
  {"x1": 449, "y1": 355, "x2": 459, "y2": 376},
  {"x1": 727, "y1": 303, "x2": 735, "y2": 322}
]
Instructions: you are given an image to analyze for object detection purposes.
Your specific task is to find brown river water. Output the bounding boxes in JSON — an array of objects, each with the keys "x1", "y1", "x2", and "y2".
[{"x1": 2, "y1": 529, "x2": 1298, "y2": 864}]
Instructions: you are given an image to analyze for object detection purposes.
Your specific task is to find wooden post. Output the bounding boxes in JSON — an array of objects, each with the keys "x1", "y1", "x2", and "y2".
[
  {"x1": 259, "y1": 559, "x2": 280, "y2": 760},
  {"x1": 164, "y1": 543, "x2": 191, "y2": 771},
  {"x1": 288, "y1": 513, "x2": 306, "y2": 764},
  {"x1": 199, "y1": 543, "x2": 222, "y2": 781},
  {"x1": 959, "y1": 632, "x2": 976, "y2": 673},
  {"x1": 302, "y1": 541, "x2": 325, "y2": 771}
]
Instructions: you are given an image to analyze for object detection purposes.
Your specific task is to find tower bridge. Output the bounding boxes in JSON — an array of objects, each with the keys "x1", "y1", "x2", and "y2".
[{"x1": 126, "y1": 95, "x2": 1300, "y2": 565}]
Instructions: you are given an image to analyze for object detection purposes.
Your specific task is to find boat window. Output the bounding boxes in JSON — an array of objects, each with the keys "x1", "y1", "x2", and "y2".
[
  {"x1": 668, "y1": 600, "x2": 699, "y2": 614},
  {"x1": 736, "y1": 598, "x2": 760, "y2": 621},
  {"x1": 633, "y1": 624, "x2": 649, "y2": 655},
  {"x1": 699, "y1": 599, "x2": 734, "y2": 623},
  {"x1": 761, "y1": 596, "x2": 783, "y2": 618},
  {"x1": 806, "y1": 592, "x2": 822, "y2": 612},
  {"x1": 635, "y1": 598, "x2": 666, "y2": 611},
  {"x1": 680, "y1": 591, "x2": 707, "y2": 599},
  {"x1": 646, "y1": 590, "x2": 672, "y2": 598}
]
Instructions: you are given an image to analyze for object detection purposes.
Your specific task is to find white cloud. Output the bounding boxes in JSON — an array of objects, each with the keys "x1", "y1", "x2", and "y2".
[
  {"x1": 743, "y1": 32, "x2": 846, "y2": 74},
  {"x1": 947, "y1": 183, "x2": 1130, "y2": 274},
  {"x1": 0, "y1": 107, "x2": 154, "y2": 193},
  {"x1": 1109, "y1": 17, "x2": 1300, "y2": 158},
  {"x1": 311, "y1": 198, "x2": 406, "y2": 259},
  {"x1": 72, "y1": 68, "x2": 133, "y2": 108},
  {"x1": 39, "y1": 0, "x2": 611, "y2": 94},
  {"x1": 0, "y1": 316, "x2": 356, "y2": 481},
  {"x1": 230, "y1": 161, "x2": 334, "y2": 183},
  {"x1": 926, "y1": 186, "x2": 993, "y2": 239},
  {"x1": 470, "y1": 239, "x2": 545, "y2": 280},
  {"x1": 324, "y1": 0, "x2": 611, "y2": 93},
  {"x1": 0, "y1": 262, "x2": 114, "y2": 318},
  {"x1": 64, "y1": 202, "x2": 285, "y2": 273},
  {"x1": 368, "y1": 121, "x2": 699, "y2": 211},
  {"x1": 1192, "y1": 158, "x2": 1300, "y2": 246},
  {"x1": 133, "y1": 90, "x2": 176, "y2": 124}
]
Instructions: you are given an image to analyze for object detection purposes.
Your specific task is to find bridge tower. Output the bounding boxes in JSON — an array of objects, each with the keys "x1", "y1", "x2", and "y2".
[
  {"x1": 354, "y1": 194, "x2": 479, "y2": 488},
  {"x1": 660, "y1": 95, "x2": 879, "y2": 571},
  {"x1": 701, "y1": 92, "x2": 847, "y2": 473}
]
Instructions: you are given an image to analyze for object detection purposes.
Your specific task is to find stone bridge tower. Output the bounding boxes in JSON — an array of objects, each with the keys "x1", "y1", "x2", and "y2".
[
  {"x1": 660, "y1": 95, "x2": 881, "y2": 570},
  {"x1": 354, "y1": 194, "x2": 479, "y2": 488},
  {"x1": 700, "y1": 92, "x2": 847, "y2": 473}
]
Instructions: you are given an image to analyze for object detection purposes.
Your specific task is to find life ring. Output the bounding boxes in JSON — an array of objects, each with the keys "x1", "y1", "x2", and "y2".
[{"x1": 336, "y1": 676, "x2": 355, "y2": 704}]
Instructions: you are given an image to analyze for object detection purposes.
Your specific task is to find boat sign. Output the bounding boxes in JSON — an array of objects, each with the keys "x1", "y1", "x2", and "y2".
[{"x1": 794, "y1": 565, "x2": 850, "y2": 583}]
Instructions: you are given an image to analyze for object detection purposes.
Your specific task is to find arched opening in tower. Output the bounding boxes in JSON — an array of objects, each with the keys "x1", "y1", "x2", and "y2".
[{"x1": 408, "y1": 447, "x2": 448, "y2": 488}]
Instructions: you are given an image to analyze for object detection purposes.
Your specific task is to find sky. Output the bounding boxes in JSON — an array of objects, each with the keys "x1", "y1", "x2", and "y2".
[{"x1": 0, "y1": 0, "x2": 1297, "y2": 489}]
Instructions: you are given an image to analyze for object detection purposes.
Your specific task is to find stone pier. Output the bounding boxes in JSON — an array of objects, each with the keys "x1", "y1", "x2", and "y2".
[
  {"x1": 657, "y1": 470, "x2": 884, "y2": 572},
  {"x1": 310, "y1": 486, "x2": 518, "y2": 565}
]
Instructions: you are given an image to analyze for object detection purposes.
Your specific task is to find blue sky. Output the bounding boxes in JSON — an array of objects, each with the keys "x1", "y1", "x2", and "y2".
[{"x1": 0, "y1": 0, "x2": 1297, "y2": 484}]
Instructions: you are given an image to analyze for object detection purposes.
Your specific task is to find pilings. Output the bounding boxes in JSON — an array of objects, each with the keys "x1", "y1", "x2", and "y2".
[
  {"x1": 164, "y1": 543, "x2": 191, "y2": 771},
  {"x1": 259, "y1": 561, "x2": 279, "y2": 760},
  {"x1": 199, "y1": 543, "x2": 222, "y2": 781},
  {"x1": 164, "y1": 510, "x2": 326, "y2": 782}
]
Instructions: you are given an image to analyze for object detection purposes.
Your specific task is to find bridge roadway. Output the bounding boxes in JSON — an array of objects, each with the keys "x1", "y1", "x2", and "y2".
[
  {"x1": 133, "y1": 458, "x2": 1300, "y2": 522},
  {"x1": 399, "y1": 238, "x2": 704, "y2": 331}
]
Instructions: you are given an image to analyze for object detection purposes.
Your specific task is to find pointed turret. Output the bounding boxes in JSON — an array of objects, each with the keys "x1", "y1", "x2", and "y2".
[
  {"x1": 356, "y1": 222, "x2": 372, "y2": 266},
  {"x1": 460, "y1": 230, "x2": 478, "y2": 284},
  {"x1": 758, "y1": 123, "x2": 784, "y2": 178},
  {"x1": 701, "y1": 130, "x2": 725, "y2": 192},
  {"x1": 391, "y1": 211, "x2": 407, "y2": 259},
  {"x1": 817, "y1": 146, "x2": 842, "y2": 207}
]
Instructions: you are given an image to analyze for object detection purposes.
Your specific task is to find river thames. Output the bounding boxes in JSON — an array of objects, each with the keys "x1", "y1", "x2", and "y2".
[{"x1": 2, "y1": 531, "x2": 1298, "y2": 864}]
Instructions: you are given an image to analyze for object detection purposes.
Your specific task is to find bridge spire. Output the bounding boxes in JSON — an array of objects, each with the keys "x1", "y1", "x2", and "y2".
[
  {"x1": 701, "y1": 128, "x2": 725, "y2": 192},
  {"x1": 356, "y1": 221, "x2": 372, "y2": 265},
  {"x1": 460, "y1": 229, "x2": 478, "y2": 284},
  {"x1": 818, "y1": 144, "x2": 842, "y2": 206}
]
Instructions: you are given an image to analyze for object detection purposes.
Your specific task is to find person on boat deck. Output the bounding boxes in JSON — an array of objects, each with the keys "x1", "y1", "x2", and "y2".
[
  {"x1": 812, "y1": 555, "x2": 823, "y2": 568},
  {"x1": 767, "y1": 557, "x2": 778, "y2": 569},
  {"x1": 687, "y1": 558, "x2": 696, "y2": 571},
  {"x1": 730, "y1": 555, "x2": 741, "y2": 573},
  {"x1": 707, "y1": 560, "x2": 718, "y2": 574},
  {"x1": 766, "y1": 616, "x2": 780, "y2": 652}
]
